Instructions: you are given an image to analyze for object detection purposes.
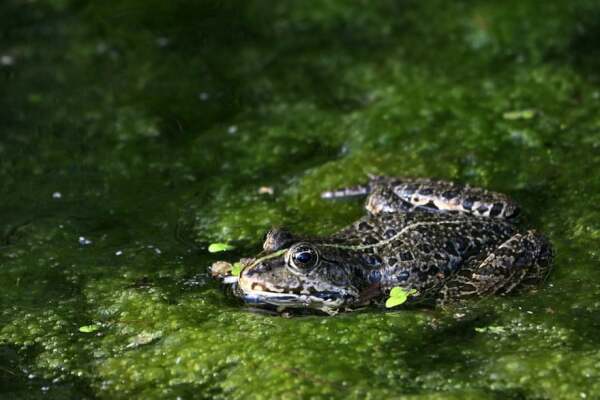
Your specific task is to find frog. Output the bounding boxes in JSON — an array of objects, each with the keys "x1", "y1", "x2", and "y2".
[{"x1": 224, "y1": 176, "x2": 553, "y2": 314}]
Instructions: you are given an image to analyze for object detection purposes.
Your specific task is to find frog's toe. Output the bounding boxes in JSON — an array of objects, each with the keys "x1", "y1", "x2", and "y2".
[{"x1": 321, "y1": 184, "x2": 370, "y2": 200}]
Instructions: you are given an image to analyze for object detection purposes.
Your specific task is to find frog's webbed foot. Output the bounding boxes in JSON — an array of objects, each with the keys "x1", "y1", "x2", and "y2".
[{"x1": 440, "y1": 230, "x2": 553, "y2": 301}]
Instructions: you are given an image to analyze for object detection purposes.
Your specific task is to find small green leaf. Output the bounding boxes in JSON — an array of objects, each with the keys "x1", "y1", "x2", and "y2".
[
  {"x1": 385, "y1": 287, "x2": 417, "y2": 308},
  {"x1": 79, "y1": 324, "x2": 100, "y2": 333},
  {"x1": 208, "y1": 243, "x2": 235, "y2": 253},
  {"x1": 385, "y1": 296, "x2": 407, "y2": 308},
  {"x1": 389, "y1": 287, "x2": 417, "y2": 297},
  {"x1": 503, "y1": 109, "x2": 535, "y2": 120},
  {"x1": 231, "y1": 262, "x2": 243, "y2": 277}
]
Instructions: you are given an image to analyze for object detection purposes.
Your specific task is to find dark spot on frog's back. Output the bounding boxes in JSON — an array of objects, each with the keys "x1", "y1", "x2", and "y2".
[
  {"x1": 396, "y1": 184, "x2": 417, "y2": 196},
  {"x1": 417, "y1": 243, "x2": 433, "y2": 253},
  {"x1": 463, "y1": 197, "x2": 474, "y2": 210},
  {"x1": 363, "y1": 254, "x2": 382, "y2": 266},
  {"x1": 362, "y1": 236, "x2": 379, "y2": 245},
  {"x1": 313, "y1": 291, "x2": 341, "y2": 301},
  {"x1": 489, "y1": 202, "x2": 504, "y2": 217},
  {"x1": 378, "y1": 213, "x2": 394, "y2": 223},
  {"x1": 426, "y1": 200, "x2": 439, "y2": 210},
  {"x1": 442, "y1": 190, "x2": 458, "y2": 199},
  {"x1": 383, "y1": 228, "x2": 397, "y2": 239},
  {"x1": 443, "y1": 240, "x2": 460, "y2": 256},
  {"x1": 504, "y1": 204, "x2": 519, "y2": 219},
  {"x1": 397, "y1": 270, "x2": 410, "y2": 281},
  {"x1": 368, "y1": 269, "x2": 382, "y2": 283},
  {"x1": 357, "y1": 221, "x2": 371, "y2": 231},
  {"x1": 476, "y1": 204, "x2": 489, "y2": 214}
]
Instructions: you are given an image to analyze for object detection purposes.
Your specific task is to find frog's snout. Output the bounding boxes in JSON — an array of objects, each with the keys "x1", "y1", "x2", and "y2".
[
  {"x1": 238, "y1": 259, "x2": 288, "y2": 295},
  {"x1": 241, "y1": 261, "x2": 271, "y2": 278}
]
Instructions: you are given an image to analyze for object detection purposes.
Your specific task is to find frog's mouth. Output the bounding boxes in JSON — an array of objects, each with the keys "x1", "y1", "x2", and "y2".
[
  {"x1": 240, "y1": 289, "x2": 346, "y2": 308},
  {"x1": 236, "y1": 279, "x2": 348, "y2": 310}
]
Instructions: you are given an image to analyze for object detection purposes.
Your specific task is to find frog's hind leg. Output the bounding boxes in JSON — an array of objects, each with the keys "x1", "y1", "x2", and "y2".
[
  {"x1": 390, "y1": 178, "x2": 520, "y2": 219},
  {"x1": 440, "y1": 231, "x2": 553, "y2": 302},
  {"x1": 322, "y1": 176, "x2": 520, "y2": 219}
]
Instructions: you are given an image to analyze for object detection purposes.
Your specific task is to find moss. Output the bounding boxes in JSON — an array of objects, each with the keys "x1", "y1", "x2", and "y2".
[{"x1": 1, "y1": 0, "x2": 600, "y2": 399}]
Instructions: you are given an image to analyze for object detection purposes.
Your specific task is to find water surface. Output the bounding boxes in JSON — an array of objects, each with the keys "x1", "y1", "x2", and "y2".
[{"x1": 1, "y1": 1, "x2": 600, "y2": 399}]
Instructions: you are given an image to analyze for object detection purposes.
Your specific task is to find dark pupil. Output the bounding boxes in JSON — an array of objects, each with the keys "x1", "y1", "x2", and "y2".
[{"x1": 294, "y1": 251, "x2": 313, "y2": 265}]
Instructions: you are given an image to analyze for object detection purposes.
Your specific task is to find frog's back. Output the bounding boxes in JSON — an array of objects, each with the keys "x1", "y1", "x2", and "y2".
[{"x1": 331, "y1": 211, "x2": 518, "y2": 296}]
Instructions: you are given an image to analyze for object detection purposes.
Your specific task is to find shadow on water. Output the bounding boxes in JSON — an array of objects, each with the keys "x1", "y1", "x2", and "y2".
[
  {"x1": 397, "y1": 312, "x2": 494, "y2": 376},
  {"x1": 74, "y1": 0, "x2": 422, "y2": 139},
  {"x1": 380, "y1": 310, "x2": 548, "y2": 400},
  {"x1": 566, "y1": 6, "x2": 600, "y2": 82}
]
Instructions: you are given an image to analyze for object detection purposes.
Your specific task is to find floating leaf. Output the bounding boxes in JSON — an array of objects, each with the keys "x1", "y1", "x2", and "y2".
[
  {"x1": 385, "y1": 287, "x2": 417, "y2": 308},
  {"x1": 208, "y1": 243, "x2": 235, "y2": 253},
  {"x1": 231, "y1": 262, "x2": 243, "y2": 277},
  {"x1": 475, "y1": 325, "x2": 507, "y2": 334},
  {"x1": 503, "y1": 109, "x2": 535, "y2": 120},
  {"x1": 79, "y1": 324, "x2": 100, "y2": 333},
  {"x1": 385, "y1": 296, "x2": 407, "y2": 308}
]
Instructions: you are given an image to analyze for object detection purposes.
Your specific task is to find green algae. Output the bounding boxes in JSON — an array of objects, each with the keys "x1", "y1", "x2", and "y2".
[{"x1": 1, "y1": 0, "x2": 600, "y2": 399}]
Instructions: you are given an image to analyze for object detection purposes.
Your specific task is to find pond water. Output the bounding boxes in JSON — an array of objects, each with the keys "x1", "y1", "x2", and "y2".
[{"x1": 1, "y1": 1, "x2": 600, "y2": 399}]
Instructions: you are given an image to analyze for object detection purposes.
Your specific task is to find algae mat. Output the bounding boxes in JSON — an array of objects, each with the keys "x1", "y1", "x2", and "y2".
[{"x1": 1, "y1": 1, "x2": 600, "y2": 399}]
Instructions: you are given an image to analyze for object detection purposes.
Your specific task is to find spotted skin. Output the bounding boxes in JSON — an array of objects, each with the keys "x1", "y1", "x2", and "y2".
[
  {"x1": 232, "y1": 177, "x2": 552, "y2": 313},
  {"x1": 324, "y1": 176, "x2": 520, "y2": 219}
]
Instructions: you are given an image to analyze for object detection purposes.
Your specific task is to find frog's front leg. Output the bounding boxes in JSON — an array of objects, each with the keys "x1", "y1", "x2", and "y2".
[{"x1": 440, "y1": 230, "x2": 552, "y2": 301}]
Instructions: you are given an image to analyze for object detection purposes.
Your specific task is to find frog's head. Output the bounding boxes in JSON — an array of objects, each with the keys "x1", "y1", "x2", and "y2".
[{"x1": 236, "y1": 229, "x2": 366, "y2": 313}]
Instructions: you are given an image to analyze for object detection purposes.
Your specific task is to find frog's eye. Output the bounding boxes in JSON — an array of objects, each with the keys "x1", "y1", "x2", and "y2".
[{"x1": 287, "y1": 243, "x2": 319, "y2": 272}]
